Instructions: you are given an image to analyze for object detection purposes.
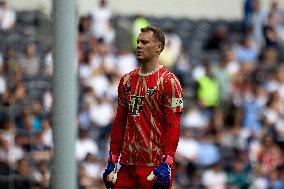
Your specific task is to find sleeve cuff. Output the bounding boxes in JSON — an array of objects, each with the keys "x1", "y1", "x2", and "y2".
[
  {"x1": 112, "y1": 154, "x2": 119, "y2": 163},
  {"x1": 108, "y1": 152, "x2": 119, "y2": 163},
  {"x1": 163, "y1": 155, "x2": 174, "y2": 165}
]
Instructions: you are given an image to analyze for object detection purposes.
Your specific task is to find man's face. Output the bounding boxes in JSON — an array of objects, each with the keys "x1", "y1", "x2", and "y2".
[{"x1": 136, "y1": 31, "x2": 161, "y2": 63}]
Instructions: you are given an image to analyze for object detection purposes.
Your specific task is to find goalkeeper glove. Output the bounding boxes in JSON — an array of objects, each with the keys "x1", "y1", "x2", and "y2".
[
  {"x1": 147, "y1": 155, "x2": 173, "y2": 189},
  {"x1": 103, "y1": 152, "x2": 118, "y2": 189}
]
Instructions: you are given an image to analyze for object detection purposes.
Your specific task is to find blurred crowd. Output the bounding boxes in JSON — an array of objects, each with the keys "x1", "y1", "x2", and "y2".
[{"x1": 0, "y1": 0, "x2": 284, "y2": 188}]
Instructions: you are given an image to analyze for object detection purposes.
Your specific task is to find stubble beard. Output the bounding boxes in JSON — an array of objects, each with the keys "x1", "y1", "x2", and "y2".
[{"x1": 136, "y1": 56, "x2": 147, "y2": 64}]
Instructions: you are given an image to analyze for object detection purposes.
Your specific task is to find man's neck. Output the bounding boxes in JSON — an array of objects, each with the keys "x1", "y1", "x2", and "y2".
[{"x1": 140, "y1": 59, "x2": 161, "y2": 74}]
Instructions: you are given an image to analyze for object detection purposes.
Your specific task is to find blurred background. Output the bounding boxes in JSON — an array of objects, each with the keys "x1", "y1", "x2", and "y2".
[{"x1": 0, "y1": 0, "x2": 284, "y2": 188}]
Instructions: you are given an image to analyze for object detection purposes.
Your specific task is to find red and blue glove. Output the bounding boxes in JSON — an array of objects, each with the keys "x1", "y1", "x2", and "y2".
[
  {"x1": 103, "y1": 152, "x2": 118, "y2": 189},
  {"x1": 147, "y1": 155, "x2": 173, "y2": 189}
]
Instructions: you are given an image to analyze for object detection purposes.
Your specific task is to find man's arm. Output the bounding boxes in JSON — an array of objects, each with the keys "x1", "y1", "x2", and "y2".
[
  {"x1": 104, "y1": 76, "x2": 128, "y2": 188},
  {"x1": 163, "y1": 111, "x2": 181, "y2": 157},
  {"x1": 109, "y1": 105, "x2": 128, "y2": 159},
  {"x1": 147, "y1": 74, "x2": 183, "y2": 188},
  {"x1": 109, "y1": 76, "x2": 129, "y2": 160},
  {"x1": 163, "y1": 74, "x2": 183, "y2": 157}
]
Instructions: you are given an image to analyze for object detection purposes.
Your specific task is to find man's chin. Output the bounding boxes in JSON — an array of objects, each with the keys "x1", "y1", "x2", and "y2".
[{"x1": 136, "y1": 57, "x2": 145, "y2": 63}]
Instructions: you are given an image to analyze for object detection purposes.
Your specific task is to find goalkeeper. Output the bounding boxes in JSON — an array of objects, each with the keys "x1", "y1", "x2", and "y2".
[{"x1": 103, "y1": 26, "x2": 183, "y2": 189}]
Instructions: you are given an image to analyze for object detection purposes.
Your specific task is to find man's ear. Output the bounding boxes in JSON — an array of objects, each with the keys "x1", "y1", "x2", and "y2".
[{"x1": 157, "y1": 43, "x2": 163, "y2": 54}]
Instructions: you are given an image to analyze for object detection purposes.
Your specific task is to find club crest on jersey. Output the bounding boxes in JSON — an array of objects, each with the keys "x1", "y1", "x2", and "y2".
[
  {"x1": 147, "y1": 88, "x2": 156, "y2": 96},
  {"x1": 130, "y1": 96, "x2": 144, "y2": 116}
]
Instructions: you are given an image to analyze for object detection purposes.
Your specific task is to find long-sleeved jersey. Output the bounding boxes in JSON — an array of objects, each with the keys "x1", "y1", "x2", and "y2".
[{"x1": 110, "y1": 66, "x2": 183, "y2": 166}]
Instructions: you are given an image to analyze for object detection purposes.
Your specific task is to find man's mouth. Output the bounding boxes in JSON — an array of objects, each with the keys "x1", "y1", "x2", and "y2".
[{"x1": 136, "y1": 51, "x2": 143, "y2": 55}]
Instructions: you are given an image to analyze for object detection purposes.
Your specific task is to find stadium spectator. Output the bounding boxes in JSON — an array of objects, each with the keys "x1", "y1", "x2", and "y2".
[
  {"x1": 212, "y1": 52, "x2": 232, "y2": 104},
  {"x1": 115, "y1": 48, "x2": 138, "y2": 77},
  {"x1": 30, "y1": 132, "x2": 51, "y2": 162},
  {"x1": 196, "y1": 133, "x2": 221, "y2": 167},
  {"x1": 91, "y1": 0, "x2": 114, "y2": 45},
  {"x1": 75, "y1": 129, "x2": 99, "y2": 162},
  {"x1": 203, "y1": 25, "x2": 229, "y2": 51},
  {"x1": 0, "y1": 1, "x2": 16, "y2": 31},
  {"x1": 131, "y1": 14, "x2": 150, "y2": 50},
  {"x1": 195, "y1": 62, "x2": 219, "y2": 119},
  {"x1": 78, "y1": 164, "x2": 95, "y2": 189},
  {"x1": 32, "y1": 160, "x2": 50, "y2": 188},
  {"x1": 13, "y1": 158, "x2": 33, "y2": 189},
  {"x1": 17, "y1": 42, "x2": 40, "y2": 80},
  {"x1": 43, "y1": 48, "x2": 53, "y2": 77},
  {"x1": 89, "y1": 95, "x2": 114, "y2": 142},
  {"x1": 242, "y1": 86, "x2": 263, "y2": 135},
  {"x1": 81, "y1": 153, "x2": 104, "y2": 183},
  {"x1": 263, "y1": 12, "x2": 281, "y2": 49},
  {"x1": 236, "y1": 36, "x2": 258, "y2": 65},
  {"x1": 243, "y1": 0, "x2": 254, "y2": 30},
  {"x1": 182, "y1": 106, "x2": 208, "y2": 129},
  {"x1": 248, "y1": 0, "x2": 267, "y2": 47},
  {"x1": 226, "y1": 158, "x2": 252, "y2": 188},
  {"x1": 78, "y1": 15, "x2": 93, "y2": 40},
  {"x1": 0, "y1": 60, "x2": 6, "y2": 95},
  {"x1": 176, "y1": 128, "x2": 199, "y2": 162},
  {"x1": 201, "y1": 162, "x2": 227, "y2": 189},
  {"x1": 159, "y1": 26, "x2": 183, "y2": 68}
]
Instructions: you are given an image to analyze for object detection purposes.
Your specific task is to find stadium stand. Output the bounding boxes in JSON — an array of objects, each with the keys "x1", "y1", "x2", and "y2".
[{"x1": 1, "y1": 0, "x2": 284, "y2": 188}]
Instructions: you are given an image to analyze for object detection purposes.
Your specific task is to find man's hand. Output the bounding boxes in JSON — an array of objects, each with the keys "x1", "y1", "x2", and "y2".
[
  {"x1": 103, "y1": 152, "x2": 118, "y2": 189},
  {"x1": 147, "y1": 155, "x2": 173, "y2": 189}
]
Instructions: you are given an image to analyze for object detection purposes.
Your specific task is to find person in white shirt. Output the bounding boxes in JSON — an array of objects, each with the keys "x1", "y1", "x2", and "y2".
[
  {"x1": 176, "y1": 128, "x2": 199, "y2": 162},
  {"x1": 116, "y1": 49, "x2": 138, "y2": 77},
  {"x1": 0, "y1": 72, "x2": 6, "y2": 95},
  {"x1": 202, "y1": 162, "x2": 227, "y2": 189},
  {"x1": 0, "y1": 1, "x2": 16, "y2": 31},
  {"x1": 76, "y1": 129, "x2": 99, "y2": 161},
  {"x1": 89, "y1": 95, "x2": 114, "y2": 142},
  {"x1": 91, "y1": 0, "x2": 113, "y2": 41}
]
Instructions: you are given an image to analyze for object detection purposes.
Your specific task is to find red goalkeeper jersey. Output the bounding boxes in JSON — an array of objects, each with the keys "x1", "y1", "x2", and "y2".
[{"x1": 110, "y1": 66, "x2": 183, "y2": 166}]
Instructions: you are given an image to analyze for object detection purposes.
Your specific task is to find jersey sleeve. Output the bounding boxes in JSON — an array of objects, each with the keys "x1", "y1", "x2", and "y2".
[
  {"x1": 163, "y1": 74, "x2": 183, "y2": 113},
  {"x1": 110, "y1": 75, "x2": 129, "y2": 158},
  {"x1": 163, "y1": 74, "x2": 183, "y2": 157},
  {"x1": 117, "y1": 74, "x2": 129, "y2": 108}
]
